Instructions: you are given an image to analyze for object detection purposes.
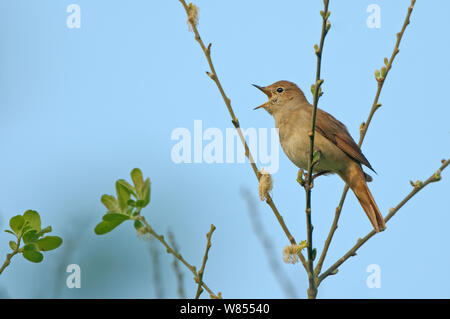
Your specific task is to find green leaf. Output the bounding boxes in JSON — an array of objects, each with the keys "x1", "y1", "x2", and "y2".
[
  {"x1": 101, "y1": 195, "x2": 121, "y2": 213},
  {"x1": 21, "y1": 225, "x2": 32, "y2": 234},
  {"x1": 9, "y1": 215, "x2": 25, "y2": 234},
  {"x1": 127, "y1": 199, "x2": 136, "y2": 207},
  {"x1": 117, "y1": 179, "x2": 136, "y2": 197},
  {"x1": 135, "y1": 200, "x2": 145, "y2": 208},
  {"x1": 141, "y1": 178, "x2": 151, "y2": 207},
  {"x1": 4, "y1": 230, "x2": 17, "y2": 237},
  {"x1": 374, "y1": 69, "x2": 380, "y2": 79},
  {"x1": 130, "y1": 168, "x2": 144, "y2": 196},
  {"x1": 312, "y1": 248, "x2": 317, "y2": 261},
  {"x1": 37, "y1": 226, "x2": 52, "y2": 237},
  {"x1": 102, "y1": 213, "x2": 130, "y2": 222},
  {"x1": 22, "y1": 244, "x2": 44, "y2": 263},
  {"x1": 94, "y1": 219, "x2": 125, "y2": 235},
  {"x1": 296, "y1": 169, "x2": 305, "y2": 186},
  {"x1": 380, "y1": 66, "x2": 387, "y2": 78},
  {"x1": 116, "y1": 181, "x2": 131, "y2": 213},
  {"x1": 9, "y1": 241, "x2": 17, "y2": 251},
  {"x1": 23, "y1": 210, "x2": 41, "y2": 231},
  {"x1": 23, "y1": 229, "x2": 39, "y2": 244},
  {"x1": 36, "y1": 236, "x2": 63, "y2": 251},
  {"x1": 310, "y1": 84, "x2": 316, "y2": 96}
]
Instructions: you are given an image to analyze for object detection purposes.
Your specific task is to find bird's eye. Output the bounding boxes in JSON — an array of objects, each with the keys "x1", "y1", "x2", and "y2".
[{"x1": 276, "y1": 87, "x2": 284, "y2": 93}]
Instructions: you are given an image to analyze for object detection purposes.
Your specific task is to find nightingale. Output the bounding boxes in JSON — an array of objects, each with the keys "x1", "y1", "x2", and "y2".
[{"x1": 253, "y1": 80, "x2": 386, "y2": 232}]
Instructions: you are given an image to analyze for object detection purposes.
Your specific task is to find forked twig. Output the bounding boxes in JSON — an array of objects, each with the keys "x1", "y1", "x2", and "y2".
[
  {"x1": 315, "y1": 0, "x2": 417, "y2": 276},
  {"x1": 318, "y1": 159, "x2": 449, "y2": 284},
  {"x1": 178, "y1": 0, "x2": 307, "y2": 271},
  {"x1": 195, "y1": 224, "x2": 216, "y2": 298},
  {"x1": 136, "y1": 215, "x2": 221, "y2": 298}
]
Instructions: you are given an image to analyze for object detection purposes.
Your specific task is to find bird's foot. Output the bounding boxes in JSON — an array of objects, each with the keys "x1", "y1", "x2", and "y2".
[
  {"x1": 298, "y1": 170, "x2": 331, "y2": 190},
  {"x1": 312, "y1": 171, "x2": 331, "y2": 181}
]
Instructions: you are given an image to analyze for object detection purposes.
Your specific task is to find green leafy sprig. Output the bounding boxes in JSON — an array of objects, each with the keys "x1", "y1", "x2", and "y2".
[
  {"x1": 95, "y1": 168, "x2": 151, "y2": 235},
  {"x1": 1, "y1": 210, "x2": 63, "y2": 275}
]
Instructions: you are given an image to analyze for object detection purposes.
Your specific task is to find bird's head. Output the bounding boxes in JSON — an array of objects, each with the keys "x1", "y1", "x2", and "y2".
[{"x1": 253, "y1": 80, "x2": 306, "y2": 115}]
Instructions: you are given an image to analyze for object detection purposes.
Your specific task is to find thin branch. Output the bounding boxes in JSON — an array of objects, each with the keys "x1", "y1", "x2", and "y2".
[
  {"x1": 0, "y1": 253, "x2": 16, "y2": 276},
  {"x1": 315, "y1": 0, "x2": 416, "y2": 276},
  {"x1": 195, "y1": 224, "x2": 216, "y2": 299},
  {"x1": 318, "y1": 159, "x2": 449, "y2": 284},
  {"x1": 303, "y1": 0, "x2": 330, "y2": 299},
  {"x1": 178, "y1": 0, "x2": 302, "y2": 259},
  {"x1": 0, "y1": 234, "x2": 22, "y2": 276},
  {"x1": 168, "y1": 231, "x2": 186, "y2": 298},
  {"x1": 135, "y1": 215, "x2": 221, "y2": 299}
]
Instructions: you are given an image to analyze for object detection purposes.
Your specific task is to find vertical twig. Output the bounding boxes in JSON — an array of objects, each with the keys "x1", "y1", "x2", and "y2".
[
  {"x1": 303, "y1": 0, "x2": 330, "y2": 299},
  {"x1": 315, "y1": 0, "x2": 416, "y2": 276},
  {"x1": 195, "y1": 224, "x2": 216, "y2": 299}
]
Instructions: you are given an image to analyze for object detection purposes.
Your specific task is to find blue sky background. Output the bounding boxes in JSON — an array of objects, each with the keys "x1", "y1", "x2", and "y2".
[{"x1": 0, "y1": 0, "x2": 449, "y2": 298}]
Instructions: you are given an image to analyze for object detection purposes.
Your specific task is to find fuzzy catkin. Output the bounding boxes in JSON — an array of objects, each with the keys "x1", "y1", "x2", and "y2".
[{"x1": 258, "y1": 169, "x2": 273, "y2": 201}]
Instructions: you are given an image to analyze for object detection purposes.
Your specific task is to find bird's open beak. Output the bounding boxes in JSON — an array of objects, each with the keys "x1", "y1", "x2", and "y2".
[
  {"x1": 253, "y1": 104, "x2": 265, "y2": 110},
  {"x1": 252, "y1": 84, "x2": 271, "y2": 110},
  {"x1": 252, "y1": 84, "x2": 271, "y2": 97}
]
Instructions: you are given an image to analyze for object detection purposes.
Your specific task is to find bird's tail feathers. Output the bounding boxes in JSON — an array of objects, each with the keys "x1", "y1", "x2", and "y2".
[{"x1": 344, "y1": 165, "x2": 386, "y2": 233}]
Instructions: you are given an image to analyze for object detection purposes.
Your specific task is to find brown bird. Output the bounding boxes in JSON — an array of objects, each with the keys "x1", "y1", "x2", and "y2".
[{"x1": 253, "y1": 80, "x2": 386, "y2": 232}]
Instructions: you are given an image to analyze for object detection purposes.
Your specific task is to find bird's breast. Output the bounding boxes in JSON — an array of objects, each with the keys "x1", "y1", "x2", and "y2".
[
  {"x1": 278, "y1": 122, "x2": 350, "y2": 174},
  {"x1": 279, "y1": 125, "x2": 311, "y2": 170}
]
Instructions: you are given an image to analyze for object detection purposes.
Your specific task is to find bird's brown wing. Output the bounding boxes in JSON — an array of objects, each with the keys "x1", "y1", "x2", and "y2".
[{"x1": 314, "y1": 108, "x2": 375, "y2": 172}]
